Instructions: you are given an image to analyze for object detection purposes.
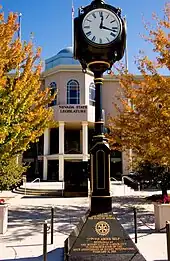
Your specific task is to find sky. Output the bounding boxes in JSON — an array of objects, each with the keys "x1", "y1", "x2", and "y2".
[{"x1": 0, "y1": 0, "x2": 168, "y2": 74}]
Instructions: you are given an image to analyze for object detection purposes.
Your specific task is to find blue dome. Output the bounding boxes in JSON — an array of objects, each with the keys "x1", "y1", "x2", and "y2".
[
  {"x1": 57, "y1": 47, "x2": 73, "y2": 56},
  {"x1": 45, "y1": 46, "x2": 80, "y2": 70}
]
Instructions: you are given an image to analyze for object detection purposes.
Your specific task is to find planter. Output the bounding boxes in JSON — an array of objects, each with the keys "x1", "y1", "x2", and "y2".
[
  {"x1": 154, "y1": 202, "x2": 170, "y2": 232},
  {"x1": 0, "y1": 203, "x2": 8, "y2": 234}
]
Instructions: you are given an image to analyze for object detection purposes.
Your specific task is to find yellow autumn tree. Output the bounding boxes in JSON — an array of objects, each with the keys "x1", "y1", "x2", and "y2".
[
  {"x1": 0, "y1": 10, "x2": 55, "y2": 163},
  {"x1": 108, "y1": 4, "x2": 170, "y2": 183}
]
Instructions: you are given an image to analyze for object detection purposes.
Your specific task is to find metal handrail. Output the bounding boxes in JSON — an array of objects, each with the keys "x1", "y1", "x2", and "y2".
[
  {"x1": 31, "y1": 178, "x2": 40, "y2": 183},
  {"x1": 110, "y1": 177, "x2": 118, "y2": 181},
  {"x1": 122, "y1": 175, "x2": 135, "y2": 184},
  {"x1": 122, "y1": 175, "x2": 140, "y2": 191}
]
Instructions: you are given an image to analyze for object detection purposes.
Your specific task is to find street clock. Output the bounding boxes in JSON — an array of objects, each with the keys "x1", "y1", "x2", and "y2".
[{"x1": 74, "y1": 0, "x2": 126, "y2": 72}]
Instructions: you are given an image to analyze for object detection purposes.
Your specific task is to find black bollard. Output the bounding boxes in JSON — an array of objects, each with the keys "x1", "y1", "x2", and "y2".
[
  {"x1": 133, "y1": 207, "x2": 137, "y2": 243},
  {"x1": 51, "y1": 207, "x2": 54, "y2": 244},
  {"x1": 166, "y1": 221, "x2": 170, "y2": 261},
  {"x1": 43, "y1": 220, "x2": 48, "y2": 261}
]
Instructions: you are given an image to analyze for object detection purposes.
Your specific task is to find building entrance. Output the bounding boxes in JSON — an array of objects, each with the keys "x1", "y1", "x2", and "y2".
[
  {"x1": 110, "y1": 150, "x2": 122, "y2": 180},
  {"x1": 64, "y1": 160, "x2": 88, "y2": 182},
  {"x1": 47, "y1": 160, "x2": 59, "y2": 181},
  {"x1": 64, "y1": 160, "x2": 88, "y2": 196}
]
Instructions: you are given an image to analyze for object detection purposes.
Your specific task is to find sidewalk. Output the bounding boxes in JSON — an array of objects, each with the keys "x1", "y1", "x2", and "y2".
[
  {"x1": 0, "y1": 196, "x2": 89, "y2": 261},
  {"x1": 112, "y1": 195, "x2": 168, "y2": 261},
  {"x1": 0, "y1": 189, "x2": 168, "y2": 261}
]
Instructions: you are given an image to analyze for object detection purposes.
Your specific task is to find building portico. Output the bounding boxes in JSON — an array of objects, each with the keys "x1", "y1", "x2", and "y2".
[
  {"x1": 23, "y1": 46, "x2": 125, "y2": 182},
  {"x1": 43, "y1": 120, "x2": 90, "y2": 181}
]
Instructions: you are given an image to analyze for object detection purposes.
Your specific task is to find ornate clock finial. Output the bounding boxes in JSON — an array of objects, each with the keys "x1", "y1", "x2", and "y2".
[{"x1": 92, "y1": 0, "x2": 105, "y2": 4}]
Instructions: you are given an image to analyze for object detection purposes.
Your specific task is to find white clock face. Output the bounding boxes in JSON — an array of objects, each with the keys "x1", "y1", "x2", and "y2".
[{"x1": 82, "y1": 8, "x2": 121, "y2": 45}]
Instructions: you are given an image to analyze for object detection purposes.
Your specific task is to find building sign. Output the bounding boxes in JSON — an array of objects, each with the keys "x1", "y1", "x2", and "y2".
[{"x1": 59, "y1": 105, "x2": 87, "y2": 113}]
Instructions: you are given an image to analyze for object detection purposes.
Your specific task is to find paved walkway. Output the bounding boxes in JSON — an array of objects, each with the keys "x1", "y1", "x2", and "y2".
[{"x1": 0, "y1": 187, "x2": 168, "y2": 261}]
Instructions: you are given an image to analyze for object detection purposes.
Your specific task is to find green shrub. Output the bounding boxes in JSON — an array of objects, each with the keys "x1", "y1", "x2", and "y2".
[{"x1": 0, "y1": 157, "x2": 27, "y2": 190}]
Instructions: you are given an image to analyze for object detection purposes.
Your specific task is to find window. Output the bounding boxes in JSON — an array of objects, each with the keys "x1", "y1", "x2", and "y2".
[
  {"x1": 49, "y1": 82, "x2": 57, "y2": 106},
  {"x1": 67, "y1": 80, "x2": 80, "y2": 104},
  {"x1": 89, "y1": 82, "x2": 95, "y2": 106}
]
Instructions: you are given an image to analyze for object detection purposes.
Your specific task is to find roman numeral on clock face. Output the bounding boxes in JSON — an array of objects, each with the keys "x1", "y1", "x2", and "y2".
[
  {"x1": 92, "y1": 13, "x2": 96, "y2": 18},
  {"x1": 110, "y1": 32, "x2": 116, "y2": 37},
  {"x1": 86, "y1": 31, "x2": 92, "y2": 36},
  {"x1": 92, "y1": 36, "x2": 96, "y2": 42},
  {"x1": 99, "y1": 11, "x2": 103, "y2": 17}
]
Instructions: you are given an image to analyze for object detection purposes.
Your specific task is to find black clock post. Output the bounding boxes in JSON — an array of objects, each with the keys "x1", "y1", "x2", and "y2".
[
  {"x1": 88, "y1": 61, "x2": 112, "y2": 214},
  {"x1": 64, "y1": 1, "x2": 146, "y2": 260}
]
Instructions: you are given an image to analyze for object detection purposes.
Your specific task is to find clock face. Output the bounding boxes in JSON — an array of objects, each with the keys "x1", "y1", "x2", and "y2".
[{"x1": 82, "y1": 8, "x2": 121, "y2": 45}]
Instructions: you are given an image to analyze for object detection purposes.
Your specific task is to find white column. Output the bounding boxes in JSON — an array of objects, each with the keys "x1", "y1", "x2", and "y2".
[
  {"x1": 59, "y1": 122, "x2": 65, "y2": 181},
  {"x1": 59, "y1": 122, "x2": 65, "y2": 154},
  {"x1": 82, "y1": 122, "x2": 88, "y2": 161},
  {"x1": 43, "y1": 158, "x2": 48, "y2": 181},
  {"x1": 122, "y1": 150, "x2": 129, "y2": 176},
  {"x1": 84, "y1": 77, "x2": 89, "y2": 105},
  {"x1": 59, "y1": 155, "x2": 64, "y2": 181},
  {"x1": 80, "y1": 130, "x2": 82, "y2": 153},
  {"x1": 43, "y1": 128, "x2": 50, "y2": 180}
]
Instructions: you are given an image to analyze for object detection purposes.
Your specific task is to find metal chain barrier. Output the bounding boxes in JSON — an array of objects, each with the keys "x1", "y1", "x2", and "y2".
[{"x1": 42, "y1": 205, "x2": 168, "y2": 261}]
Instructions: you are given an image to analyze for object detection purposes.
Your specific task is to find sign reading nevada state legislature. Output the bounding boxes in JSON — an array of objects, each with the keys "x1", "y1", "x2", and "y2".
[{"x1": 59, "y1": 105, "x2": 87, "y2": 113}]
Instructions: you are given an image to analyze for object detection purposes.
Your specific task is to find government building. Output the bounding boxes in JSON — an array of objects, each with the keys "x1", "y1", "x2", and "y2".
[{"x1": 23, "y1": 46, "x2": 129, "y2": 182}]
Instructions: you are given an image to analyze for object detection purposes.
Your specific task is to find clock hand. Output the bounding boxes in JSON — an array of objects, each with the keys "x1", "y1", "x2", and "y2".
[
  {"x1": 99, "y1": 13, "x2": 104, "y2": 29},
  {"x1": 101, "y1": 25, "x2": 117, "y2": 32}
]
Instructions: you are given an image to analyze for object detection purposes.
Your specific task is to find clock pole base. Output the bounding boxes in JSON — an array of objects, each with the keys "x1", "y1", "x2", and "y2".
[{"x1": 90, "y1": 196, "x2": 112, "y2": 214}]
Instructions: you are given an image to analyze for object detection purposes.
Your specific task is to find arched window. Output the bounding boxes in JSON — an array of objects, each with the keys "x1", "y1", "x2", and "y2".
[
  {"x1": 49, "y1": 82, "x2": 57, "y2": 106},
  {"x1": 67, "y1": 80, "x2": 80, "y2": 104},
  {"x1": 89, "y1": 82, "x2": 95, "y2": 106}
]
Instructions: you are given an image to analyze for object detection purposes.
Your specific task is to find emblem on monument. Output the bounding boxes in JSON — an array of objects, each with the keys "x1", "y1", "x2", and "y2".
[{"x1": 95, "y1": 221, "x2": 110, "y2": 236}]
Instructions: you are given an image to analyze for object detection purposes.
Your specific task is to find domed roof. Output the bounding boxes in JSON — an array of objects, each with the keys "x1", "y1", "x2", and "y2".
[
  {"x1": 57, "y1": 46, "x2": 73, "y2": 56},
  {"x1": 45, "y1": 46, "x2": 80, "y2": 70}
]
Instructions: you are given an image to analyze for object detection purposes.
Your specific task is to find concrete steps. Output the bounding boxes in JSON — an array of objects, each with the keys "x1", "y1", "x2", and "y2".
[
  {"x1": 14, "y1": 184, "x2": 63, "y2": 197},
  {"x1": 110, "y1": 181, "x2": 136, "y2": 196},
  {"x1": 14, "y1": 181, "x2": 137, "y2": 197}
]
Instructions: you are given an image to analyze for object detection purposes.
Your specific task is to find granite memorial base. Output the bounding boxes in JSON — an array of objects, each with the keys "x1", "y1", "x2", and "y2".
[{"x1": 64, "y1": 211, "x2": 146, "y2": 261}]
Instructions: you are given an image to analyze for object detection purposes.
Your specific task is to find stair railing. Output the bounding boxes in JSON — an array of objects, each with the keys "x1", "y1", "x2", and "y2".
[
  {"x1": 31, "y1": 178, "x2": 40, "y2": 183},
  {"x1": 110, "y1": 177, "x2": 118, "y2": 181},
  {"x1": 29, "y1": 178, "x2": 41, "y2": 192},
  {"x1": 122, "y1": 175, "x2": 140, "y2": 191},
  {"x1": 23, "y1": 178, "x2": 41, "y2": 196}
]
